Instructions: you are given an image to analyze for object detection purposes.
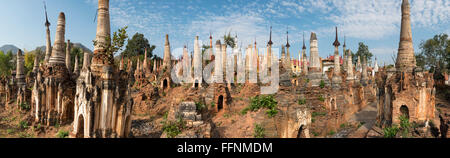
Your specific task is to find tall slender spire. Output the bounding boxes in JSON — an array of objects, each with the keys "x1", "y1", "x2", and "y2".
[
  {"x1": 119, "y1": 56, "x2": 124, "y2": 71},
  {"x1": 267, "y1": 26, "x2": 273, "y2": 46},
  {"x1": 94, "y1": 0, "x2": 111, "y2": 55},
  {"x1": 66, "y1": 40, "x2": 72, "y2": 71},
  {"x1": 16, "y1": 49, "x2": 25, "y2": 86},
  {"x1": 209, "y1": 32, "x2": 213, "y2": 48},
  {"x1": 43, "y1": 2, "x2": 52, "y2": 64},
  {"x1": 143, "y1": 47, "x2": 148, "y2": 72},
  {"x1": 82, "y1": 51, "x2": 90, "y2": 70},
  {"x1": 286, "y1": 27, "x2": 290, "y2": 48},
  {"x1": 396, "y1": 0, "x2": 416, "y2": 72},
  {"x1": 33, "y1": 55, "x2": 39, "y2": 73},
  {"x1": 333, "y1": 27, "x2": 340, "y2": 47},
  {"x1": 343, "y1": 35, "x2": 347, "y2": 48},
  {"x1": 48, "y1": 12, "x2": 66, "y2": 65},
  {"x1": 302, "y1": 32, "x2": 306, "y2": 50},
  {"x1": 74, "y1": 55, "x2": 79, "y2": 73},
  {"x1": 163, "y1": 34, "x2": 172, "y2": 70},
  {"x1": 333, "y1": 27, "x2": 341, "y2": 75},
  {"x1": 309, "y1": 32, "x2": 320, "y2": 72}
]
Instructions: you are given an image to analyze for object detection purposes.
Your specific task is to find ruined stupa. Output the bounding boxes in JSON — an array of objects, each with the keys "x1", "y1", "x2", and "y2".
[
  {"x1": 71, "y1": 0, "x2": 133, "y2": 138},
  {"x1": 395, "y1": 0, "x2": 416, "y2": 72},
  {"x1": 33, "y1": 12, "x2": 75, "y2": 126},
  {"x1": 307, "y1": 32, "x2": 327, "y2": 87},
  {"x1": 331, "y1": 27, "x2": 342, "y2": 87},
  {"x1": 193, "y1": 36, "x2": 202, "y2": 87},
  {"x1": 377, "y1": 0, "x2": 436, "y2": 128}
]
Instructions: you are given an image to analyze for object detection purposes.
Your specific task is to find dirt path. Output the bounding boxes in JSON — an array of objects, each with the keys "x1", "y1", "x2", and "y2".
[{"x1": 333, "y1": 101, "x2": 378, "y2": 138}]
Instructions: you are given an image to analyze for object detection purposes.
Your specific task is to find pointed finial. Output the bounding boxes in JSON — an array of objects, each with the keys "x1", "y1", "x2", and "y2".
[
  {"x1": 268, "y1": 26, "x2": 273, "y2": 46},
  {"x1": 343, "y1": 35, "x2": 347, "y2": 47},
  {"x1": 286, "y1": 27, "x2": 290, "y2": 48},
  {"x1": 302, "y1": 32, "x2": 306, "y2": 49},
  {"x1": 43, "y1": 1, "x2": 50, "y2": 27},
  {"x1": 333, "y1": 26, "x2": 340, "y2": 47},
  {"x1": 165, "y1": 34, "x2": 170, "y2": 45}
]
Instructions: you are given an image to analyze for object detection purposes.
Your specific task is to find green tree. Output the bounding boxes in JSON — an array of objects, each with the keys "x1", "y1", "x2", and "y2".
[
  {"x1": 70, "y1": 47, "x2": 83, "y2": 71},
  {"x1": 123, "y1": 32, "x2": 155, "y2": 58},
  {"x1": 122, "y1": 32, "x2": 155, "y2": 69},
  {"x1": 415, "y1": 53, "x2": 426, "y2": 69},
  {"x1": 418, "y1": 33, "x2": 449, "y2": 73},
  {"x1": 0, "y1": 50, "x2": 14, "y2": 77},
  {"x1": 93, "y1": 26, "x2": 129, "y2": 63},
  {"x1": 24, "y1": 51, "x2": 35, "y2": 75},
  {"x1": 223, "y1": 32, "x2": 236, "y2": 48},
  {"x1": 352, "y1": 42, "x2": 373, "y2": 64}
]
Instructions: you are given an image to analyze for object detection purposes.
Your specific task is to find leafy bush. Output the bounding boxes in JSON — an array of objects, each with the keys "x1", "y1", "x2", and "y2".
[
  {"x1": 19, "y1": 102, "x2": 31, "y2": 110},
  {"x1": 320, "y1": 80, "x2": 325, "y2": 88},
  {"x1": 266, "y1": 108, "x2": 278, "y2": 118},
  {"x1": 318, "y1": 95, "x2": 325, "y2": 102},
  {"x1": 162, "y1": 116, "x2": 185, "y2": 138},
  {"x1": 358, "y1": 122, "x2": 366, "y2": 128},
  {"x1": 312, "y1": 131, "x2": 319, "y2": 136},
  {"x1": 244, "y1": 95, "x2": 278, "y2": 118},
  {"x1": 327, "y1": 130, "x2": 336, "y2": 136},
  {"x1": 298, "y1": 98, "x2": 306, "y2": 105},
  {"x1": 18, "y1": 121, "x2": 28, "y2": 129},
  {"x1": 195, "y1": 102, "x2": 206, "y2": 111},
  {"x1": 57, "y1": 130, "x2": 69, "y2": 138},
  {"x1": 253, "y1": 124, "x2": 265, "y2": 138},
  {"x1": 399, "y1": 115, "x2": 410, "y2": 129},
  {"x1": 240, "y1": 107, "x2": 250, "y2": 115},
  {"x1": 6, "y1": 129, "x2": 14, "y2": 134},
  {"x1": 399, "y1": 115, "x2": 411, "y2": 137},
  {"x1": 383, "y1": 126, "x2": 399, "y2": 138},
  {"x1": 312, "y1": 112, "x2": 327, "y2": 117}
]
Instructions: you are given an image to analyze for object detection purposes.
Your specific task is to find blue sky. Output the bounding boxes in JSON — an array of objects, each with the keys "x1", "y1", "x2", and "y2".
[{"x1": 0, "y1": 0, "x2": 449, "y2": 65}]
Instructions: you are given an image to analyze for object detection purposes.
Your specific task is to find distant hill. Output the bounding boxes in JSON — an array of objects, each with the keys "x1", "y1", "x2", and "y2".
[
  {"x1": 0, "y1": 44, "x2": 20, "y2": 54},
  {"x1": 0, "y1": 43, "x2": 92, "y2": 55},
  {"x1": 35, "y1": 43, "x2": 93, "y2": 53}
]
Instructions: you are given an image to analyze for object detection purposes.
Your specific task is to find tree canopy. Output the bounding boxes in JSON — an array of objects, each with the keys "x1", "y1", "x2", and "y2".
[
  {"x1": 0, "y1": 50, "x2": 14, "y2": 77},
  {"x1": 223, "y1": 32, "x2": 236, "y2": 48},
  {"x1": 352, "y1": 42, "x2": 373, "y2": 65},
  {"x1": 417, "y1": 33, "x2": 449, "y2": 73},
  {"x1": 122, "y1": 32, "x2": 155, "y2": 58}
]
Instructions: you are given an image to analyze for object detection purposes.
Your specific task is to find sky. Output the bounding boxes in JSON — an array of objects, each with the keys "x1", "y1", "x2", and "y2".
[{"x1": 0, "y1": 0, "x2": 449, "y2": 65}]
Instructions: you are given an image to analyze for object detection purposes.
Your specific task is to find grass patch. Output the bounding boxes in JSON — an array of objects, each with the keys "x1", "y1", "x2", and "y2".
[
  {"x1": 18, "y1": 121, "x2": 28, "y2": 129},
  {"x1": 56, "y1": 130, "x2": 69, "y2": 138},
  {"x1": 162, "y1": 116, "x2": 186, "y2": 138},
  {"x1": 242, "y1": 95, "x2": 278, "y2": 118},
  {"x1": 312, "y1": 131, "x2": 319, "y2": 137},
  {"x1": 223, "y1": 113, "x2": 231, "y2": 118},
  {"x1": 18, "y1": 132, "x2": 33, "y2": 138},
  {"x1": 312, "y1": 112, "x2": 327, "y2": 117},
  {"x1": 383, "y1": 125, "x2": 399, "y2": 138},
  {"x1": 327, "y1": 130, "x2": 335, "y2": 136},
  {"x1": 6, "y1": 129, "x2": 14, "y2": 134},
  {"x1": 253, "y1": 124, "x2": 265, "y2": 138}
]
